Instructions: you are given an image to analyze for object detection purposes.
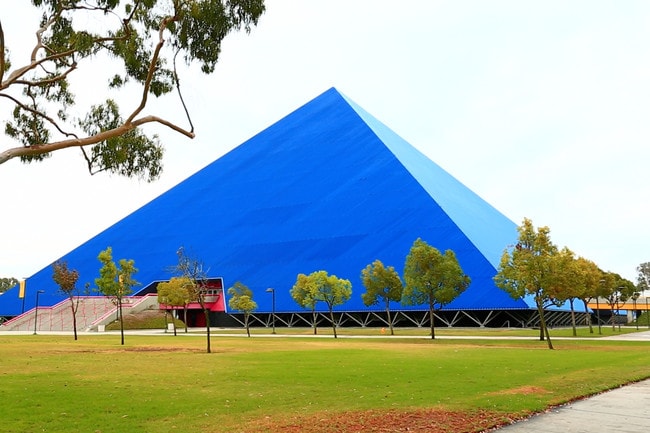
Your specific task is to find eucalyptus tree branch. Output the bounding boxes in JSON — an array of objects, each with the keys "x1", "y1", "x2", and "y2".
[
  {"x1": 173, "y1": 47, "x2": 195, "y2": 134},
  {"x1": 0, "y1": 0, "x2": 266, "y2": 177},
  {"x1": 127, "y1": 15, "x2": 176, "y2": 124},
  {"x1": 0, "y1": 93, "x2": 78, "y2": 138},
  {"x1": 13, "y1": 62, "x2": 77, "y2": 87},
  {"x1": 0, "y1": 114, "x2": 194, "y2": 165},
  {"x1": 0, "y1": 20, "x2": 5, "y2": 84}
]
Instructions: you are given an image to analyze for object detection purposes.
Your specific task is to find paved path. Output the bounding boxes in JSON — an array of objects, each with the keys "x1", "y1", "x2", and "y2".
[
  {"x1": 497, "y1": 378, "x2": 650, "y2": 432},
  {"x1": 496, "y1": 330, "x2": 650, "y2": 432}
]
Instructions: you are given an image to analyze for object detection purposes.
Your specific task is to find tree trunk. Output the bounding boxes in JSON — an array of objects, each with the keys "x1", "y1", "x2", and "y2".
[
  {"x1": 183, "y1": 306, "x2": 188, "y2": 333},
  {"x1": 204, "y1": 307, "x2": 211, "y2": 353},
  {"x1": 312, "y1": 308, "x2": 317, "y2": 335},
  {"x1": 536, "y1": 299, "x2": 553, "y2": 349},
  {"x1": 198, "y1": 296, "x2": 211, "y2": 353},
  {"x1": 245, "y1": 313, "x2": 251, "y2": 337},
  {"x1": 386, "y1": 299, "x2": 394, "y2": 336},
  {"x1": 569, "y1": 298, "x2": 577, "y2": 337},
  {"x1": 429, "y1": 297, "x2": 436, "y2": 340},
  {"x1": 583, "y1": 298, "x2": 594, "y2": 334},
  {"x1": 596, "y1": 298, "x2": 602, "y2": 334},
  {"x1": 69, "y1": 297, "x2": 78, "y2": 341},
  {"x1": 329, "y1": 305, "x2": 337, "y2": 338},
  {"x1": 118, "y1": 299, "x2": 125, "y2": 346},
  {"x1": 543, "y1": 320, "x2": 553, "y2": 349},
  {"x1": 172, "y1": 310, "x2": 177, "y2": 336}
]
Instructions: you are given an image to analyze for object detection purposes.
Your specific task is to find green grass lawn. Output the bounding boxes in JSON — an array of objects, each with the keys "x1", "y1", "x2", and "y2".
[{"x1": 1, "y1": 333, "x2": 649, "y2": 432}]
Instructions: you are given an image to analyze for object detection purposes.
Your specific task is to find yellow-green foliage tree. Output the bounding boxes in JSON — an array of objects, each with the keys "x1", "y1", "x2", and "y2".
[
  {"x1": 227, "y1": 282, "x2": 257, "y2": 337},
  {"x1": 402, "y1": 238, "x2": 470, "y2": 340},
  {"x1": 95, "y1": 247, "x2": 138, "y2": 345},
  {"x1": 291, "y1": 271, "x2": 352, "y2": 338},
  {"x1": 157, "y1": 277, "x2": 193, "y2": 335},
  {"x1": 494, "y1": 218, "x2": 560, "y2": 349},
  {"x1": 600, "y1": 271, "x2": 637, "y2": 331},
  {"x1": 547, "y1": 247, "x2": 583, "y2": 337},
  {"x1": 575, "y1": 257, "x2": 603, "y2": 334},
  {"x1": 291, "y1": 273, "x2": 319, "y2": 335},
  {"x1": 361, "y1": 260, "x2": 403, "y2": 335}
]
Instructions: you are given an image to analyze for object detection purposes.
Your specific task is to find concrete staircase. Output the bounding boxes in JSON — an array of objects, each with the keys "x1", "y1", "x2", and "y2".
[{"x1": 0, "y1": 294, "x2": 159, "y2": 332}]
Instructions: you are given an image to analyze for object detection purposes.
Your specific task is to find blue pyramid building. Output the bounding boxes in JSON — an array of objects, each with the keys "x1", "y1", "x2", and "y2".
[{"x1": 1, "y1": 88, "x2": 542, "y2": 327}]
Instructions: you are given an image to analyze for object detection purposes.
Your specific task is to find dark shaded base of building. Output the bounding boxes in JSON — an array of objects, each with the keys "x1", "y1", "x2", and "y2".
[{"x1": 214, "y1": 309, "x2": 597, "y2": 330}]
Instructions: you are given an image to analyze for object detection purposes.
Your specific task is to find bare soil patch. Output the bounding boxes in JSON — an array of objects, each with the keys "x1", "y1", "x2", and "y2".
[
  {"x1": 488, "y1": 385, "x2": 550, "y2": 395},
  {"x1": 240, "y1": 408, "x2": 516, "y2": 433}
]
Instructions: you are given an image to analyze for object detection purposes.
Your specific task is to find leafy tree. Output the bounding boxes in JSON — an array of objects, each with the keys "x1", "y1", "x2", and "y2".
[
  {"x1": 312, "y1": 271, "x2": 352, "y2": 339},
  {"x1": 227, "y1": 281, "x2": 257, "y2": 337},
  {"x1": 574, "y1": 257, "x2": 602, "y2": 334},
  {"x1": 52, "y1": 261, "x2": 81, "y2": 340},
  {"x1": 600, "y1": 271, "x2": 636, "y2": 331},
  {"x1": 157, "y1": 276, "x2": 192, "y2": 335},
  {"x1": 494, "y1": 218, "x2": 560, "y2": 349},
  {"x1": 360, "y1": 259, "x2": 403, "y2": 335},
  {"x1": 172, "y1": 247, "x2": 212, "y2": 353},
  {"x1": 637, "y1": 262, "x2": 650, "y2": 293},
  {"x1": 402, "y1": 238, "x2": 470, "y2": 340},
  {"x1": 0, "y1": 277, "x2": 18, "y2": 293},
  {"x1": 547, "y1": 247, "x2": 585, "y2": 337},
  {"x1": 95, "y1": 246, "x2": 138, "y2": 345},
  {"x1": 0, "y1": 1, "x2": 265, "y2": 179},
  {"x1": 595, "y1": 271, "x2": 615, "y2": 333},
  {"x1": 291, "y1": 270, "x2": 352, "y2": 338},
  {"x1": 291, "y1": 273, "x2": 319, "y2": 335}
]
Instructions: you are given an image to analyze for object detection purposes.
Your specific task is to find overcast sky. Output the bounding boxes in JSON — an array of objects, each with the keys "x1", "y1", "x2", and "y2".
[{"x1": 1, "y1": 1, "x2": 649, "y2": 282}]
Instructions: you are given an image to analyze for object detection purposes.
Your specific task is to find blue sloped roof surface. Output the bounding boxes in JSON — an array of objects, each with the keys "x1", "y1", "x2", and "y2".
[{"x1": 0, "y1": 87, "x2": 533, "y2": 316}]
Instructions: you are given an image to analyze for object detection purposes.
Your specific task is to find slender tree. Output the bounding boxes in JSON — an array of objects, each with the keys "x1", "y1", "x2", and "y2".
[
  {"x1": 52, "y1": 261, "x2": 81, "y2": 340},
  {"x1": 227, "y1": 282, "x2": 257, "y2": 337},
  {"x1": 291, "y1": 273, "x2": 319, "y2": 335},
  {"x1": 291, "y1": 271, "x2": 352, "y2": 338},
  {"x1": 595, "y1": 271, "x2": 615, "y2": 334},
  {"x1": 402, "y1": 238, "x2": 470, "y2": 340},
  {"x1": 95, "y1": 247, "x2": 138, "y2": 345},
  {"x1": 361, "y1": 260, "x2": 403, "y2": 335},
  {"x1": 494, "y1": 218, "x2": 559, "y2": 349},
  {"x1": 575, "y1": 257, "x2": 602, "y2": 334},
  {"x1": 547, "y1": 247, "x2": 583, "y2": 337},
  {"x1": 157, "y1": 277, "x2": 192, "y2": 335},
  {"x1": 600, "y1": 272, "x2": 636, "y2": 331},
  {"x1": 637, "y1": 262, "x2": 650, "y2": 293},
  {"x1": 317, "y1": 271, "x2": 352, "y2": 339},
  {"x1": 0, "y1": 1, "x2": 265, "y2": 177},
  {"x1": 173, "y1": 247, "x2": 212, "y2": 353}
]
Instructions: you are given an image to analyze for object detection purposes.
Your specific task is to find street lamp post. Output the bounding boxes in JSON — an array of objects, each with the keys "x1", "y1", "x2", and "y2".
[
  {"x1": 596, "y1": 297, "x2": 602, "y2": 335},
  {"x1": 633, "y1": 294, "x2": 639, "y2": 330},
  {"x1": 33, "y1": 290, "x2": 45, "y2": 335},
  {"x1": 266, "y1": 288, "x2": 276, "y2": 334}
]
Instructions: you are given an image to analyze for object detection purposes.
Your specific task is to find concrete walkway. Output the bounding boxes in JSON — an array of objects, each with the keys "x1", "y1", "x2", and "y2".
[
  {"x1": 496, "y1": 330, "x2": 650, "y2": 432},
  {"x1": 497, "y1": 378, "x2": 650, "y2": 432}
]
